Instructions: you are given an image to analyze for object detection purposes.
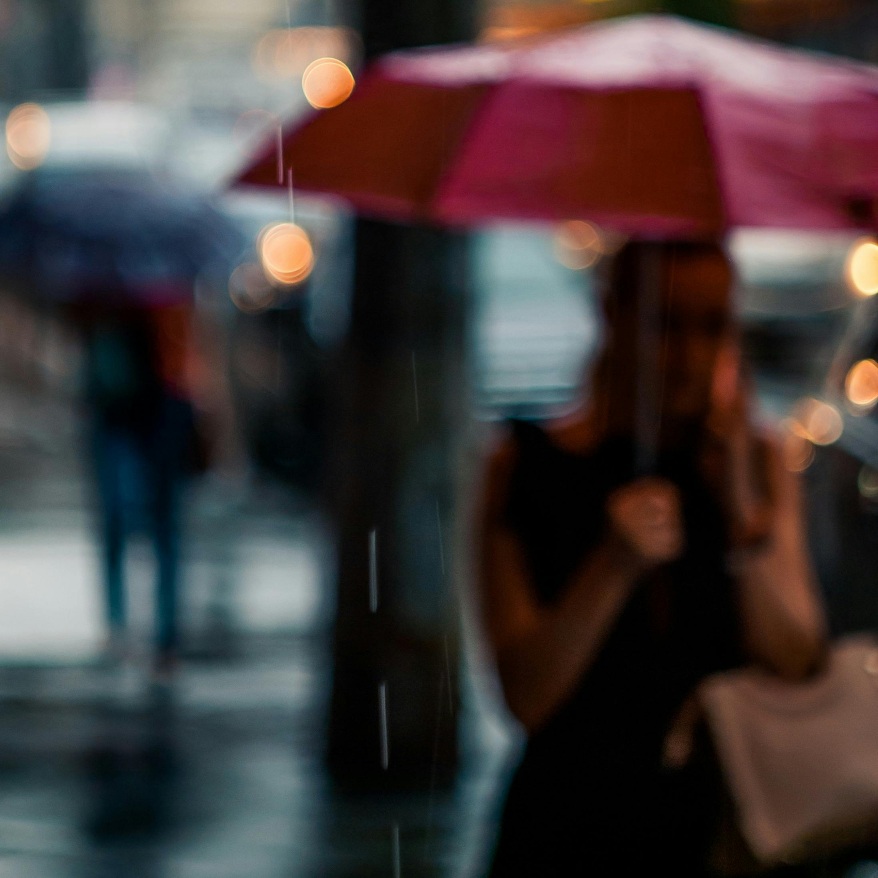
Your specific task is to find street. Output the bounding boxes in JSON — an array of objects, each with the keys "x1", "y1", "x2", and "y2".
[{"x1": 0, "y1": 374, "x2": 517, "y2": 878}]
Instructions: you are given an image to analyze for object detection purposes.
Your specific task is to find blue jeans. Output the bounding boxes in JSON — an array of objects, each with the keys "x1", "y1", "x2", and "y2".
[{"x1": 90, "y1": 396, "x2": 193, "y2": 652}]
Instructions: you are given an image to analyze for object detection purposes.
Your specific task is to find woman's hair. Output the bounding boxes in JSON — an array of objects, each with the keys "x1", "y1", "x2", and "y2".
[
  {"x1": 599, "y1": 239, "x2": 732, "y2": 318},
  {"x1": 585, "y1": 239, "x2": 734, "y2": 430}
]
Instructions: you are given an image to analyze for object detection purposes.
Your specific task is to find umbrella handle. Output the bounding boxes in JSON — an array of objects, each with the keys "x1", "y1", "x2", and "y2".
[{"x1": 634, "y1": 243, "x2": 663, "y2": 476}]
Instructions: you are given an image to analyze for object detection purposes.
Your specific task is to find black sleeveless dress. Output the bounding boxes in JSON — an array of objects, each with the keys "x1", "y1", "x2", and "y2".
[{"x1": 486, "y1": 420, "x2": 745, "y2": 877}]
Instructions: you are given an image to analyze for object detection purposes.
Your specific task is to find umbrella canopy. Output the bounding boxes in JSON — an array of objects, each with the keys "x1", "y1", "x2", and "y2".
[
  {"x1": 0, "y1": 165, "x2": 245, "y2": 304},
  {"x1": 235, "y1": 14, "x2": 878, "y2": 236}
]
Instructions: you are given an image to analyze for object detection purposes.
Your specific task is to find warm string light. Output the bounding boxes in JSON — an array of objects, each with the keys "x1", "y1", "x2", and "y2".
[
  {"x1": 259, "y1": 221, "x2": 314, "y2": 286},
  {"x1": 302, "y1": 58, "x2": 355, "y2": 109},
  {"x1": 791, "y1": 397, "x2": 843, "y2": 446},
  {"x1": 228, "y1": 262, "x2": 276, "y2": 313},
  {"x1": 845, "y1": 359, "x2": 878, "y2": 410},
  {"x1": 846, "y1": 239, "x2": 878, "y2": 297},
  {"x1": 5, "y1": 103, "x2": 51, "y2": 169},
  {"x1": 783, "y1": 397, "x2": 844, "y2": 471},
  {"x1": 553, "y1": 220, "x2": 605, "y2": 270}
]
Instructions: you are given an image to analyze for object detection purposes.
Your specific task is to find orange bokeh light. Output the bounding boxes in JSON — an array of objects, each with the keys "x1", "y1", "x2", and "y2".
[
  {"x1": 845, "y1": 359, "x2": 878, "y2": 409},
  {"x1": 846, "y1": 239, "x2": 878, "y2": 297},
  {"x1": 781, "y1": 426, "x2": 816, "y2": 473},
  {"x1": 554, "y1": 220, "x2": 605, "y2": 270},
  {"x1": 302, "y1": 58, "x2": 355, "y2": 109},
  {"x1": 6, "y1": 103, "x2": 51, "y2": 169},
  {"x1": 229, "y1": 262, "x2": 277, "y2": 313},
  {"x1": 258, "y1": 223, "x2": 314, "y2": 286},
  {"x1": 791, "y1": 397, "x2": 843, "y2": 446}
]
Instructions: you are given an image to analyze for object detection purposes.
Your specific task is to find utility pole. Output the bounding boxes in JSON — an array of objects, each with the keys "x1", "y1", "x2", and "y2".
[
  {"x1": 325, "y1": 0, "x2": 476, "y2": 789},
  {"x1": 0, "y1": 0, "x2": 89, "y2": 102}
]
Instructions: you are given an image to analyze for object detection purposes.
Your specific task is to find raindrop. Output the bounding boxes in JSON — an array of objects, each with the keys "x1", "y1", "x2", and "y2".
[
  {"x1": 276, "y1": 124, "x2": 283, "y2": 185},
  {"x1": 392, "y1": 821, "x2": 401, "y2": 878},
  {"x1": 435, "y1": 499, "x2": 445, "y2": 577},
  {"x1": 287, "y1": 167, "x2": 295, "y2": 223},
  {"x1": 412, "y1": 351, "x2": 420, "y2": 423},
  {"x1": 379, "y1": 681, "x2": 389, "y2": 770},
  {"x1": 443, "y1": 634, "x2": 454, "y2": 716},
  {"x1": 369, "y1": 528, "x2": 378, "y2": 613}
]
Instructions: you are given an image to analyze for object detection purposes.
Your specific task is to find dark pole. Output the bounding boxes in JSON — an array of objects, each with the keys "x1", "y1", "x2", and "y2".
[
  {"x1": 43, "y1": 0, "x2": 90, "y2": 94},
  {"x1": 325, "y1": 0, "x2": 475, "y2": 789}
]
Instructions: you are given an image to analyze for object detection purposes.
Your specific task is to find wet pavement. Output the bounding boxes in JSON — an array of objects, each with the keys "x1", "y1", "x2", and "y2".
[
  {"x1": 0, "y1": 376, "x2": 518, "y2": 878},
  {"x1": 0, "y1": 634, "x2": 515, "y2": 878}
]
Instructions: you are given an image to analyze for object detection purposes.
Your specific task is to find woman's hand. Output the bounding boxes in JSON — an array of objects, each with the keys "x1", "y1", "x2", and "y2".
[
  {"x1": 702, "y1": 341, "x2": 773, "y2": 548},
  {"x1": 607, "y1": 477, "x2": 684, "y2": 570}
]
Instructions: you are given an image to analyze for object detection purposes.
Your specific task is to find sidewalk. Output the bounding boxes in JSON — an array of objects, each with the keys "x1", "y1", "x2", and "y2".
[{"x1": 0, "y1": 379, "x2": 518, "y2": 878}]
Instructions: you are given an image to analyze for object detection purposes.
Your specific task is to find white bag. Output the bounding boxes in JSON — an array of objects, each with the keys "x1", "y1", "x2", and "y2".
[{"x1": 699, "y1": 635, "x2": 878, "y2": 868}]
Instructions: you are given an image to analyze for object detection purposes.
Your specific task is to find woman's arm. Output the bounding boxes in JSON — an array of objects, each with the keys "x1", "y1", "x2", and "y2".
[
  {"x1": 475, "y1": 433, "x2": 682, "y2": 732},
  {"x1": 730, "y1": 434, "x2": 828, "y2": 679},
  {"x1": 704, "y1": 344, "x2": 827, "y2": 680}
]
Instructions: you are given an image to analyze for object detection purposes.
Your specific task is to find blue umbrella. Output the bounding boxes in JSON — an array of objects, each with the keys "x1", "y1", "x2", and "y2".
[{"x1": 0, "y1": 165, "x2": 245, "y2": 305}]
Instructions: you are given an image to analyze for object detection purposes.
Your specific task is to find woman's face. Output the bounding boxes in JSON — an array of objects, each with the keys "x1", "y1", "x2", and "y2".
[
  {"x1": 607, "y1": 248, "x2": 734, "y2": 428},
  {"x1": 658, "y1": 251, "x2": 734, "y2": 423}
]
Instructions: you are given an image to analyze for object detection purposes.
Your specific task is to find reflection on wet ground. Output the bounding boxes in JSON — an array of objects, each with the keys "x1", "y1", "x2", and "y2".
[
  {"x1": 0, "y1": 372, "x2": 514, "y2": 877},
  {"x1": 0, "y1": 630, "x2": 513, "y2": 877}
]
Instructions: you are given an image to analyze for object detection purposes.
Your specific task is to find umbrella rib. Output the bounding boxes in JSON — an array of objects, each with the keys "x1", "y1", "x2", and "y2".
[
  {"x1": 428, "y1": 81, "x2": 506, "y2": 221},
  {"x1": 689, "y1": 87, "x2": 730, "y2": 234}
]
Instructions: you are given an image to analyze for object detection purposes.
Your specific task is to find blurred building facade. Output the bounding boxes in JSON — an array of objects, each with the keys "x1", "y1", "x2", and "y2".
[
  {"x1": 0, "y1": 0, "x2": 89, "y2": 101},
  {"x1": 483, "y1": 0, "x2": 878, "y2": 59}
]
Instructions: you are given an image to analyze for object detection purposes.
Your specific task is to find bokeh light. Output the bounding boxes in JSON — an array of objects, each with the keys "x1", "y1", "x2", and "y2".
[
  {"x1": 6, "y1": 103, "x2": 51, "y2": 169},
  {"x1": 229, "y1": 262, "x2": 277, "y2": 313},
  {"x1": 480, "y1": 26, "x2": 542, "y2": 43},
  {"x1": 845, "y1": 239, "x2": 878, "y2": 297},
  {"x1": 858, "y1": 466, "x2": 878, "y2": 500},
  {"x1": 791, "y1": 397, "x2": 843, "y2": 446},
  {"x1": 553, "y1": 220, "x2": 605, "y2": 270},
  {"x1": 258, "y1": 222, "x2": 314, "y2": 286},
  {"x1": 845, "y1": 359, "x2": 878, "y2": 409},
  {"x1": 302, "y1": 58, "x2": 355, "y2": 109},
  {"x1": 781, "y1": 423, "x2": 816, "y2": 473},
  {"x1": 253, "y1": 27, "x2": 358, "y2": 82}
]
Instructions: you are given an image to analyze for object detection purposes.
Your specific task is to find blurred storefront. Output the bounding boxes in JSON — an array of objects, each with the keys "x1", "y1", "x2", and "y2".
[{"x1": 483, "y1": 0, "x2": 878, "y2": 58}]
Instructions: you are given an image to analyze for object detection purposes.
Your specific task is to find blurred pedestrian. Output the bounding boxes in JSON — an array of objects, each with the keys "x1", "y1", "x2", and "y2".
[
  {"x1": 74, "y1": 296, "x2": 204, "y2": 686},
  {"x1": 474, "y1": 240, "x2": 827, "y2": 876}
]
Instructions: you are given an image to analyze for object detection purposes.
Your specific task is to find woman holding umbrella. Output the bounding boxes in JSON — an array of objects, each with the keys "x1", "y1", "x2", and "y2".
[{"x1": 474, "y1": 240, "x2": 827, "y2": 876}]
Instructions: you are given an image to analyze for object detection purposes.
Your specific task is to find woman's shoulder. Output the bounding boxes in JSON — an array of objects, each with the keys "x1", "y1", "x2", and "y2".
[
  {"x1": 486, "y1": 410, "x2": 596, "y2": 462},
  {"x1": 482, "y1": 410, "x2": 603, "y2": 493},
  {"x1": 543, "y1": 408, "x2": 603, "y2": 456}
]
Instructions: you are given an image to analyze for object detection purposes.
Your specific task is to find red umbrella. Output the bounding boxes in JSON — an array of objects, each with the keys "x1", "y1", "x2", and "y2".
[{"x1": 235, "y1": 14, "x2": 878, "y2": 236}]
